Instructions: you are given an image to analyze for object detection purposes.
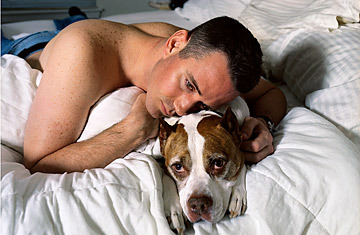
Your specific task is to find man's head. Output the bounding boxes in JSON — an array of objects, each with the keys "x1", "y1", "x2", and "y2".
[
  {"x1": 146, "y1": 16, "x2": 262, "y2": 118},
  {"x1": 179, "y1": 16, "x2": 263, "y2": 94}
]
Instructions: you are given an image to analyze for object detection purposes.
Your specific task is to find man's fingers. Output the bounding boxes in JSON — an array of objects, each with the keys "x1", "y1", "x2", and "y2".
[
  {"x1": 240, "y1": 117, "x2": 257, "y2": 140},
  {"x1": 243, "y1": 145, "x2": 274, "y2": 164},
  {"x1": 240, "y1": 128, "x2": 272, "y2": 151},
  {"x1": 128, "y1": 93, "x2": 159, "y2": 140},
  {"x1": 239, "y1": 116, "x2": 275, "y2": 164},
  {"x1": 240, "y1": 140, "x2": 263, "y2": 153},
  {"x1": 240, "y1": 127, "x2": 274, "y2": 164}
]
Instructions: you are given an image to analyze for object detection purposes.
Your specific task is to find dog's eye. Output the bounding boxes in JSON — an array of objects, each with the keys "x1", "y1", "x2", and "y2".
[
  {"x1": 170, "y1": 162, "x2": 188, "y2": 178},
  {"x1": 212, "y1": 159, "x2": 225, "y2": 170},
  {"x1": 172, "y1": 163, "x2": 184, "y2": 172}
]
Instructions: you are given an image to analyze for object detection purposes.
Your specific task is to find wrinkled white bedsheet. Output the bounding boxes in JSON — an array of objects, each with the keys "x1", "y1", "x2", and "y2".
[{"x1": 2, "y1": 54, "x2": 360, "y2": 234}]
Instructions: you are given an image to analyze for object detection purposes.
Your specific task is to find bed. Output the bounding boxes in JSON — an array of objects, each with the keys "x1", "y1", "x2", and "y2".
[{"x1": 2, "y1": 0, "x2": 360, "y2": 234}]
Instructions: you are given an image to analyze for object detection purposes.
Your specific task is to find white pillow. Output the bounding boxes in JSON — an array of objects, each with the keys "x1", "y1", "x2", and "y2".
[
  {"x1": 175, "y1": 0, "x2": 360, "y2": 42},
  {"x1": 175, "y1": 0, "x2": 249, "y2": 23},
  {"x1": 1, "y1": 20, "x2": 56, "y2": 39},
  {"x1": 1, "y1": 55, "x2": 41, "y2": 154},
  {"x1": 237, "y1": 0, "x2": 360, "y2": 41},
  {"x1": 77, "y1": 87, "x2": 143, "y2": 142},
  {"x1": 264, "y1": 27, "x2": 360, "y2": 146}
]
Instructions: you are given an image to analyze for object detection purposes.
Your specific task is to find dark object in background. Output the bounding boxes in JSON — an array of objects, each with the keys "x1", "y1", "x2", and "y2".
[
  {"x1": 169, "y1": 0, "x2": 188, "y2": 10},
  {"x1": 68, "y1": 6, "x2": 88, "y2": 18}
]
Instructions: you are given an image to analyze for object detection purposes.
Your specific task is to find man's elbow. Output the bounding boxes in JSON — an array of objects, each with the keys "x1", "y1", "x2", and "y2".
[
  {"x1": 23, "y1": 154, "x2": 39, "y2": 174},
  {"x1": 23, "y1": 145, "x2": 46, "y2": 174}
]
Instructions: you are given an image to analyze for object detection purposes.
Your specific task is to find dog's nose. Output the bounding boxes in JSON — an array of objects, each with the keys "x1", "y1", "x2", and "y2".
[{"x1": 188, "y1": 195, "x2": 213, "y2": 216}]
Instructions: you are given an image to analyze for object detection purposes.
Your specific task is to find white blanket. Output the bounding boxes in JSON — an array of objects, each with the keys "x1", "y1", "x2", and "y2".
[{"x1": 2, "y1": 54, "x2": 360, "y2": 234}]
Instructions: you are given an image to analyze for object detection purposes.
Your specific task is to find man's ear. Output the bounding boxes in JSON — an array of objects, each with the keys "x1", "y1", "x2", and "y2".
[
  {"x1": 159, "y1": 118, "x2": 177, "y2": 155},
  {"x1": 164, "y1": 30, "x2": 189, "y2": 57}
]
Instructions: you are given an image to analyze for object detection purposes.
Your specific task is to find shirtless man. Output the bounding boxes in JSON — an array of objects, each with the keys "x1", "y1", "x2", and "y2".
[{"x1": 22, "y1": 17, "x2": 286, "y2": 173}]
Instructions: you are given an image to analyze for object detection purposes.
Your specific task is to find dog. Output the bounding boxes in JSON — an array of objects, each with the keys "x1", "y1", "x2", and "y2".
[
  {"x1": 76, "y1": 86, "x2": 248, "y2": 234},
  {"x1": 159, "y1": 103, "x2": 248, "y2": 234}
]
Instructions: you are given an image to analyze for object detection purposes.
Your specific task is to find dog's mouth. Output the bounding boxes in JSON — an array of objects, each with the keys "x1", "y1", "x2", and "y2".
[
  {"x1": 189, "y1": 212, "x2": 213, "y2": 223},
  {"x1": 186, "y1": 195, "x2": 214, "y2": 223},
  {"x1": 180, "y1": 181, "x2": 233, "y2": 224}
]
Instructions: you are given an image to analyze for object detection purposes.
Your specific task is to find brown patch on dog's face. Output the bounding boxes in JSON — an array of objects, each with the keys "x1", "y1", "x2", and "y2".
[
  {"x1": 197, "y1": 112, "x2": 244, "y2": 181},
  {"x1": 160, "y1": 123, "x2": 192, "y2": 181}
]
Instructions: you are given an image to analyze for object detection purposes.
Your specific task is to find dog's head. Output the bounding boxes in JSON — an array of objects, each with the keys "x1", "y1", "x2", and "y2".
[{"x1": 159, "y1": 107, "x2": 245, "y2": 223}]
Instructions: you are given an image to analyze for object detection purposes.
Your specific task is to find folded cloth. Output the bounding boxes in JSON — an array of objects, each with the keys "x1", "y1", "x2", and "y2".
[{"x1": 1, "y1": 15, "x2": 87, "y2": 59}]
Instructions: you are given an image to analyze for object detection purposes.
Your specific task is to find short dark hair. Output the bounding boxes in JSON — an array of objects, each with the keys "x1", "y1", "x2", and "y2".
[{"x1": 179, "y1": 16, "x2": 263, "y2": 94}]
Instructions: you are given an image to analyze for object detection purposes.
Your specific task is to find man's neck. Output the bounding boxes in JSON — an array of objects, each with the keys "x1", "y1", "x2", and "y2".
[{"x1": 125, "y1": 36, "x2": 167, "y2": 91}]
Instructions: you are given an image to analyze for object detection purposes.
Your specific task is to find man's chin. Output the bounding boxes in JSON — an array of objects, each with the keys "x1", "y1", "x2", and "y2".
[
  {"x1": 147, "y1": 108, "x2": 162, "y2": 119},
  {"x1": 145, "y1": 102, "x2": 161, "y2": 119}
]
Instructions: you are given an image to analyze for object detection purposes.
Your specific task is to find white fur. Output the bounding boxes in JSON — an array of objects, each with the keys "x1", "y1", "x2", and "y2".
[{"x1": 175, "y1": 110, "x2": 245, "y2": 223}]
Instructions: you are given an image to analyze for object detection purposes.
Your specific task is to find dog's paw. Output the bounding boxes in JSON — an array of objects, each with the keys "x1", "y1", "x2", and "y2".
[
  {"x1": 228, "y1": 166, "x2": 247, "y2": 218},
  {"x1": 162, "y1": 174, "x2": 186, "y2": 235},
  {"x1": 165, "y1": 204, "x2": 186, "y2": 235},
  {"x1": 228, "y1": 184, "x2": 247, "y2": 218}
]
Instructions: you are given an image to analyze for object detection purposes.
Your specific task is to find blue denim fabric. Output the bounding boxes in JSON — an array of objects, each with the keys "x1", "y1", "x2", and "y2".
[
  {"x1": 1, "y1": 15, "x2": 87, "y2": 59},
  {"x1": 1, "y1": 30, "x2": 60, "y2": 58}
]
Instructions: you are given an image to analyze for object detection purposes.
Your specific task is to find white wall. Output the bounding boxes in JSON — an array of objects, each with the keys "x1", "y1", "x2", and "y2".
[
  {"x1": 1, "y1": 0, "x2": 163, "y2": 23},
  {"x1": 97, "y1": 0, "x2": 157, "y2": 17}
]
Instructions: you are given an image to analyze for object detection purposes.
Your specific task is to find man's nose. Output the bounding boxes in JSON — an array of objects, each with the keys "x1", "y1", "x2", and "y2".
[{"x1": 174, "y1": 96, "x2": 195, "y2": 116}]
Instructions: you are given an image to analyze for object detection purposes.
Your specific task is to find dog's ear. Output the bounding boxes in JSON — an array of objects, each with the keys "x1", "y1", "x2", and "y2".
[
  {"x1": 219, "y1": 107, "x2": 241, "y2": 146},
  {"x1": 159, "y1": 118, "x2": 177, "y2": 155}
]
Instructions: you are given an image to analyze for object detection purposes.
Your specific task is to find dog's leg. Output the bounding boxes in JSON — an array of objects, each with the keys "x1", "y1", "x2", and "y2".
[
  {"x1": 162, "y1": 173, "x2": 185, "y2": 235},
  {"x1": 228, "y1": 166, "x2": 247, "y2": 218}
]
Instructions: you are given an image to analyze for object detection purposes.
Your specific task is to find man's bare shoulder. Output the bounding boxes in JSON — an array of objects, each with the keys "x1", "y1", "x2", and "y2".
[
  {"x1": 131, "y1": 22, "x2": 183, "y2": 37},
  {"x1": 41, "y1": 20, "x2": 128, "y2": 64},
  {"x1": 40, "y1": 20, "x2": 179, "y2": 67}
]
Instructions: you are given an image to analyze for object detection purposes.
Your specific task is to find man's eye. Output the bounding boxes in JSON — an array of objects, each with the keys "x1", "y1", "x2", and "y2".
[
  {"x1": 199, "y1": 102, "x2": 210, "y2": 110},
  {"x1": 187, "y1": 101, "x2": 210, "y2": 114},
  {"x1": 186, "y1": 79, "x2": 194, "y2": 92}
]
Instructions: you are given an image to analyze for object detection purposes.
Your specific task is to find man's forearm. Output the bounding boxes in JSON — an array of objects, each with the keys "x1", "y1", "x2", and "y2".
[
  {"x1": 29, "y1": 118, "x2": 147, "y2": 174},
  {"x1": 249, "y1": 87, "x2": 287, "y2": 126}
]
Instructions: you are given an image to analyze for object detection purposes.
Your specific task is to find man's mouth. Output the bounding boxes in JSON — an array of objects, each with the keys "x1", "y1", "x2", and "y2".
[{"x1": 161, "y1": 101, "x2": 169, "y2": 116}]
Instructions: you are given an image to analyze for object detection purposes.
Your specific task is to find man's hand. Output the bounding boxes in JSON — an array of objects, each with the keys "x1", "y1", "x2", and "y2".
[
  {"x1": 128, "y1": 93, "x2": 159, "y2": 141},
  {"x1": 240, "y1": 117, "x2": 274, "y2": 163}
]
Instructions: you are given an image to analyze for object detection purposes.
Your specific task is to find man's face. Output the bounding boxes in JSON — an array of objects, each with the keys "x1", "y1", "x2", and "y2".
[{"x1": 146, "y1": 51, "x2": 239, "y2": 118}]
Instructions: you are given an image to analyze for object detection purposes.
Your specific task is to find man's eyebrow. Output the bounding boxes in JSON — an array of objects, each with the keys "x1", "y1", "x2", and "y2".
[{"x1": 187, "y1": 71, "x2": 202, "y2": 96}]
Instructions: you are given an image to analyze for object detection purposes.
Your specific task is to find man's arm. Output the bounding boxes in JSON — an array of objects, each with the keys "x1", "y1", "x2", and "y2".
[
  {"x1": 241, "y1": 78, "x2": 287, "y2": 163},
  {"x1": 27, "y1": 94, "x2": 158, "y2": 174},
  {"x1": 243, "y1": 78, "x2": 286, "y2": 125}
]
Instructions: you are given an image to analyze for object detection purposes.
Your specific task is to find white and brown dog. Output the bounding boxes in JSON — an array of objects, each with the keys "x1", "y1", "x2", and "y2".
[
  {"x1": 159, "y1": 97, "x2": 249, "y2": 234},
  {"x1": 77, "y1": 87, "x2": 249, "y2": 234}
]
